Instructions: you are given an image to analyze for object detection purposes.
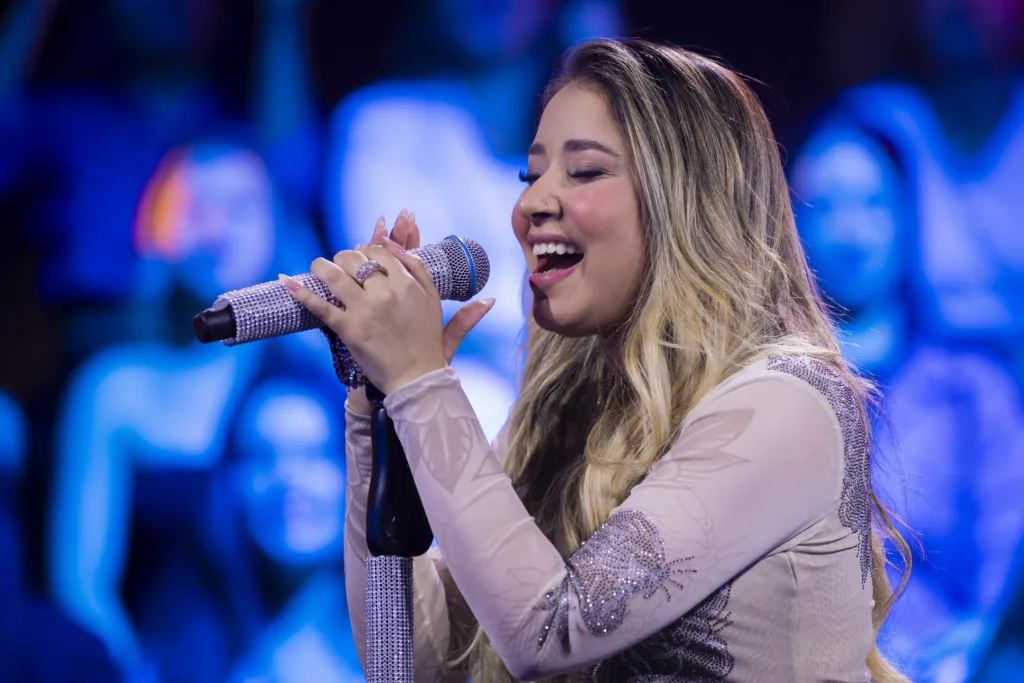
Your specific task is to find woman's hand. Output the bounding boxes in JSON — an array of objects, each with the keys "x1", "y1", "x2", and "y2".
[{"x1": 289, "y1": 211, "x2": 494, "y2": 409}]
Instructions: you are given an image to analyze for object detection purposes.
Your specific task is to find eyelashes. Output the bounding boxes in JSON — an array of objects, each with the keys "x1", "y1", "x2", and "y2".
[
  {"x1": 518, "y1": 169, "x2": 539, "y2": 185},
  {"x1": 570, "y1": 169, "x2": 605, "y2": 182},
  {"x1": 518, "y1": 169, "x2": 606, "y2": 185}
]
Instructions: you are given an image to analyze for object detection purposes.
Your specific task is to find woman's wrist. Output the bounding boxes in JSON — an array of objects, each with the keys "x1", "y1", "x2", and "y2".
[
  {"x1": 382, "y1": 359, "x2": 448, "y2": 396},
  {"x1": 346, "y1": 386, "x2": 374, "y2": 416}
]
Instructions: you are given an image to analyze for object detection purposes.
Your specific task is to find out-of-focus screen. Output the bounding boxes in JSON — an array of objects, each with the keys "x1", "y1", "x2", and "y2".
[{"x1": 0, "y1": 0, "x2": 1022, "y2": 681}]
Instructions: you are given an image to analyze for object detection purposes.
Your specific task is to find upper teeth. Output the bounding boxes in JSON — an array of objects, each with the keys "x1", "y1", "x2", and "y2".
[{"x1": 533, "y1": 242, "x2": 578, "y2": 256}]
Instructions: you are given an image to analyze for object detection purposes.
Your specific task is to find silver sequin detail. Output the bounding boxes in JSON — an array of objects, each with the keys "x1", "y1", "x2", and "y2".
[
  {"x1": 218, "y1": 272, "x2": 368, "y2": 388},
  {"x1": 214, "y1": 237, "x2": 490, "y2": 346},
  {"x1": 217, "y1": 271, "x2": 330, "y2": 346},
  {"x1": 366, "y1": 556, "x2": 415, "y2": 683},
  {"x1": 324, "y1": 328, "x2": 368, "y2": 389},
  {"x1": 589, "y1": 585, "x2": 734, "y2": 683},
  {"x1": 768, "y1": 354, "x2": 873, "y2": 585},
  {"x1": 537, "y1": 510, "x2": 696, "y2": 653}
]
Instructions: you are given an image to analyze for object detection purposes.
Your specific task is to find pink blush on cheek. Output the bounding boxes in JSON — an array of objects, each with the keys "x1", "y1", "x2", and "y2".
[{"x1": 563, "y1": 178, "x2": 641, "y2": 245}]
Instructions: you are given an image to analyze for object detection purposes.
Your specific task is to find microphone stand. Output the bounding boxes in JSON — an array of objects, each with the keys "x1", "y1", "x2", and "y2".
[{"x1": 363, "y1": 383, "x2": 434, "y2": 683}]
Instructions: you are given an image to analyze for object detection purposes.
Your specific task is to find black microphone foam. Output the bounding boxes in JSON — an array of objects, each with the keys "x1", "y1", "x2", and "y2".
[{"x1": 193, "y1": 236, "x2": 489, "y2": 345}]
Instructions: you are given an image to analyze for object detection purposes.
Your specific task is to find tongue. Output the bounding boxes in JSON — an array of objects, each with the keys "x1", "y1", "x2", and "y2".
[{"x1": 540, "y1": 252, "x2": 583, "y2": 272}]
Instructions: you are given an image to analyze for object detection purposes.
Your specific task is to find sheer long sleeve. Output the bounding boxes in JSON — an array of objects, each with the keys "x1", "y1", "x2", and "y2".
[
  {"x1": 344, "y1": 402, "x2": 510, "y2": 682},
  {"x1": 382, "y1": 364, "x2": 848, "y2": 680}
]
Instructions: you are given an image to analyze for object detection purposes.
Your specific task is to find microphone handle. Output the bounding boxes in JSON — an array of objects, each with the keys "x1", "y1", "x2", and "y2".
[
  {"x1": 192, "y1": 235, "x2": 487, "y2": 347},
  {"x1": 192, "y1": 305, "x2": 236, "y2": 344},
  {"x1": 194, "y1": 271, "x2": 346, "y2": 346},
  {"x1": 365, "y1": 383, "x2": 434, "y2": 557}
]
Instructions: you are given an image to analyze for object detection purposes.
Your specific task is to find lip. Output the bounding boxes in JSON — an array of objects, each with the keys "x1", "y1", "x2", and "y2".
[{"x1": 529, "y1": 260, "x2": 580, "y2": 290}]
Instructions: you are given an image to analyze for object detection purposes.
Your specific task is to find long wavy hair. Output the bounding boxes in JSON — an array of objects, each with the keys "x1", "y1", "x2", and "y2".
[{"x1": 455, "y1": 39, "x2": 912, "y2": 683}]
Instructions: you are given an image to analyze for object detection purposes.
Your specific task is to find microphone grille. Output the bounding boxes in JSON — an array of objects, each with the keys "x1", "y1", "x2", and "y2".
[{"x1": 414, "y1": 236, "x2": 490, "y2": 301}]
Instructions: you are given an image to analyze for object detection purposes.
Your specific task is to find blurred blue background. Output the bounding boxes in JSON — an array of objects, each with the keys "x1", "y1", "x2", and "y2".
[{"x1": 0, "y1": 0, "x2": 1022, "y2": 681}]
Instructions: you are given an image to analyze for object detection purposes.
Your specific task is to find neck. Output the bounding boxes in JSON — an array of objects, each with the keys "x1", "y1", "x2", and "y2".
[{"x1": 597, "y1": 325, "x2": 629, "y2": 370}]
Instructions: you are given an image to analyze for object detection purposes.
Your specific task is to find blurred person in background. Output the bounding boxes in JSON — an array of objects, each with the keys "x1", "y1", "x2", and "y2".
[
  {"x1": 211, "y1": 378, "x2": 363, "y2": 683},
  {"x1": 790, "y1": 125, "x2": 911, "y2": 382},
  {"x1": 47, "y1": 139, "x2": 335, "y2": 683},
  {"x1": 820, "y1": 0, "x2": 1024, "y2": 375},
  {"x1": 23, "y1": 0, "x2": 331, "y2": 678},
  {"x1": 113, "y1": 377, "x2": 362, "y2": 683},
  {"x1": 0, "y1": 389, "x2": 122, "y2": 682},
  {"x1": 791, "y1": 3, "x2": 1024, "y2": 670},
  {"x1": 792, "y1": 124, "x2": 1024, "y2": 680},
  {"x1": 323, "y1": 0, "x2": 622, "y2": 441},
  {"x1": 0, "y1": 0, "x2": 322, "y2": 361}
]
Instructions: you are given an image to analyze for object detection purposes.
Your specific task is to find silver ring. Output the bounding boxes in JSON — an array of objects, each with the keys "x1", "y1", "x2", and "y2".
[{"x1": 354, "y1": 260, "x2": 387, "y2": 286}]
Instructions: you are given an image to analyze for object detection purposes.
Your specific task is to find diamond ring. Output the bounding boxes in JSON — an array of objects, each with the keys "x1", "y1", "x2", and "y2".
[{"x1": 354, "y1": 260, "x2": 388, "y2": 286}]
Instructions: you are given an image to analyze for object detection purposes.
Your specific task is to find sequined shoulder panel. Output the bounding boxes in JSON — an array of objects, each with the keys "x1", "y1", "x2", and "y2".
[
  {"x1": 766, "y1": 355, "x2": 872, "y2": 585},
  {"x1": 587, "y1": 584, "x2": 735, "y2": 683}
]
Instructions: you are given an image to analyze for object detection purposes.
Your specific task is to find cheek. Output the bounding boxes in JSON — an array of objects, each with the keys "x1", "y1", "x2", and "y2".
[
  {"x1": 566, "y1": 182, "x2": 642, "y2": 275},
  {"x1": 569, "y1": 182, "x2": 644, "y2": 310},
  {"x1": 564, "y1": 180, "x2": 639, "y2": 243}
]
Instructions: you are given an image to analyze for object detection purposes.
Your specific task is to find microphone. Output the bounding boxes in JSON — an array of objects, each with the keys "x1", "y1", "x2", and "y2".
[{"x1": 192, "y1": 235, "x2": 489, "y2": 346}]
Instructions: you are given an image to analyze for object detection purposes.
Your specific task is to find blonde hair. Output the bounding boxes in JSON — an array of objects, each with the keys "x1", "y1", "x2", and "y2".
[{"x1": 457, "y1": 39, "x2": 911, "y2": 682}]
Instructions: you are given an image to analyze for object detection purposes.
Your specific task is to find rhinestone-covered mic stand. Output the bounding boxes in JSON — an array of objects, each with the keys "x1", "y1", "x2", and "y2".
[
  {"x1": 363, "y1": 382, "x2": 434, "y2": 682},
  {"x1": 365, "y1": 556, "x2": 414, "y2": 683}
]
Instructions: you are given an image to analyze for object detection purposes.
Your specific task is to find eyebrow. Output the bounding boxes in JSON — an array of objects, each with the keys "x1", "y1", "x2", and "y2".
[{"x1": 528, "y1": 139, "x2": 621, "y2": 158}]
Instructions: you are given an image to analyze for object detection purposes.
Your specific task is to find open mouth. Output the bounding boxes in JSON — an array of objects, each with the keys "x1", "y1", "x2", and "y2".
[{"x1": 533, "y1": 242, "x2": 584, "y2": 273}]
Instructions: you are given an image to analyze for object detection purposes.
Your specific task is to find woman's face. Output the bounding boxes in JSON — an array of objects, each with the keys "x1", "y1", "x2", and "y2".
[
  {"x1": 513, "y1": 82, "x2": 644, "y2": 337},
  {"x1": 145, "y1": 149, "x2": 275, "y2": 302},
  {"x1": 237, "y1": 392, "x2": 345, "y2": 566},
  {"x1": 792, "y1": 131, "x2": 904, "y2": 307},
  {"x1": 181, "y1": 151, "x2": 275, "y2": 297}
]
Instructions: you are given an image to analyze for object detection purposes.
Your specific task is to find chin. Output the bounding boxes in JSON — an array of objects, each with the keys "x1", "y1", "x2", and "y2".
[{"x1": 532, "y1": 298, "x2": 594, "y2": 338}]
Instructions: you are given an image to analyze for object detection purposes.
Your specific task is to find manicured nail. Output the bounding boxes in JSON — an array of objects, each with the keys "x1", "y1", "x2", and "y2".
[
  {"x1": 408, "y1": 211, "x2": 416, "y2": 225},
  {"x1": 483, "y1": 297, "x2": 496, "y2": 310},
  {"x1": 374, "y1": 216, "x2": 385, "y2": 235},
  {"x1": 279, "y1": 273, "x2": 302, "y2": 294},
  {"x1": 382, "y1": 236, "x2": 405, "y2": 255},
  {"x1": 398, "y1": 208, "x2": 408, "y2": 221}
]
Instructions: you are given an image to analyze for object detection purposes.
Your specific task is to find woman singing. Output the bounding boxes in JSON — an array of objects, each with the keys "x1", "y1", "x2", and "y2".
[{"x1": 284, "y1": 39, "x2": 912, "y2": 682}]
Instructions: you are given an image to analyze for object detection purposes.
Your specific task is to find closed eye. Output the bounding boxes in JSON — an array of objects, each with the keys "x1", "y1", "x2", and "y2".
[{"x1": 569, "y1": 169, "x2": 605, "y2": 182}]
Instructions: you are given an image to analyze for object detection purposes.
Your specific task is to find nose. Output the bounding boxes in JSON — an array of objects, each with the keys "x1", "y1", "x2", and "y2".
[{"x1": 516, "y1": 177, "x2": 562, "y2": 227}]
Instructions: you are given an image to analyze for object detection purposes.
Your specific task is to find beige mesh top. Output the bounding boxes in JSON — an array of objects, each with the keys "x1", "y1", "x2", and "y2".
[{"x1": 343, "y1": 355, "x2": 875, "y2": 682}]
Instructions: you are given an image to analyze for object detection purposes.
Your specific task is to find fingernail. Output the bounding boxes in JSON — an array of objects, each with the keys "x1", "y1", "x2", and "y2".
[
  {"x1": 398, "y1": 208, "x2": 408, "y2": 220},
  {"x1": 382, "y1": 236, "x2": 405, "y2": 255},
  {"x1": 408, "y1": 211, "x2": 416, "y2": 225},
  {"x1": 279, "y1": 273, "x2": 302, "y2": 294},
  {"x1": 374, "y1": 216, "x2": 385, "y2": 234},
  {"x1": 483, "y1": 297, "x2": 496, "y2": 310}
]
